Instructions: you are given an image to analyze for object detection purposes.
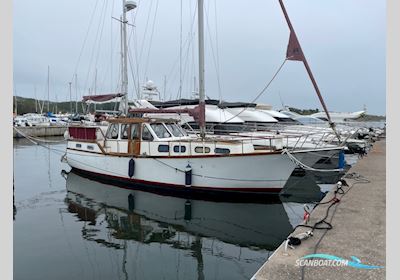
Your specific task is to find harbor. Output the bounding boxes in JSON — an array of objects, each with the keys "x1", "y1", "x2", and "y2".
[
  {"x1": 13, "y1": 127, "x2": 385, "y2": 280},
  {"x1": 12, "y1": 0, "x2": 386, "y2": 279},
  {"x1": 12, "y1": 137, "x2": 327, "y2": 280},
  {"x1": 252, "y1": 138, "x2": 386, "y2": 279}
]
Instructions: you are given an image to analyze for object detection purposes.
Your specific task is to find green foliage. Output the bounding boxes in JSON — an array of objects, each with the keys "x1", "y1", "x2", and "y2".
[
  {"x1": 288, "y1": 107, "x2": 320, "y2": 115},
  {"x1": 13, "y1": 96, "x2": 118, "y2": 115}
]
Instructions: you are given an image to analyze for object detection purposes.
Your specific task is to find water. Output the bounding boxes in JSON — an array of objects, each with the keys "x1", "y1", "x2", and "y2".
[{"x1": 13, "y1": 138, "x2": 333, "y2": 280}]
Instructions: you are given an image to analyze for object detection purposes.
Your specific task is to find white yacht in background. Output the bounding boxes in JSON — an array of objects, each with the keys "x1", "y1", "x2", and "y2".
[
  {"x1": 311, "y1": 110, "x2": 366, "y2": 122},
  {"x1": 23, "y1": 113, "x2": 50, "y2": 127}
]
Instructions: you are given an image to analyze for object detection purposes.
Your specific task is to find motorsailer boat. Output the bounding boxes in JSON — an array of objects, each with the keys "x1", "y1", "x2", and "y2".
[
  {"x1": 63, "y1": 0, "x2": 300, "y2": 197},
  {"x1": 64, "y1": 116, "x2": 298, "y2": 196}
]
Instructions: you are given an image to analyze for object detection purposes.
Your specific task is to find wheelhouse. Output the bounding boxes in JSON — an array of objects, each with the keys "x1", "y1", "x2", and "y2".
[{"x1": 66, "y1": 117, "x2": 276, "y2": 157}]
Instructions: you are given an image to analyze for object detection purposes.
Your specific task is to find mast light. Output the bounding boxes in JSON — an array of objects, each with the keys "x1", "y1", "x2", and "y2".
[{"x1": 125, "y1": 1, "x2": 137, "y2": 11}]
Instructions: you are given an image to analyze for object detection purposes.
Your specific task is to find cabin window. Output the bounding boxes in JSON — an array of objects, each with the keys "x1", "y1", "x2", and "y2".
[
  {"x1": 121, "y1": 124, "x2": 129, "y2": 139},
  {"x1": 142, "y1": 125, "x2": 154, "y2": 141},
  {"x1": 158, "y1": 145, "x2": 170, "y2": 153},
  {"x1": 106, "y1": 124, "x2": 119, "y2": 139},
  {"x1": 150, "y1": 123, "x2": 171, "y2": 138},
  {"x1": 195, "y1": 146, "x2": 210, "y2": 153},
  {"x1": 215, "y1": 148, "x2": 230, "y2": 154},
  {"x1": 166, "y1": 123, "x2": 184, "y2": 137},
  {"x1": 76, "y1": 143, "x2": 82, "y2": 148},
  {"x1": 87, "y1": 145, "x2": 94, "y2": 150},
  {"x1": 173, "y1": 145, "x2": 186, "y2": 153},
  {"x1": 131, "y1": 124, "x2": 140, "y2": 140}
]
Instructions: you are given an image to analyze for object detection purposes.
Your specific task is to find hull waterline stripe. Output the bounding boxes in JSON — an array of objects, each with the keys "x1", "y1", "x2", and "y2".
[{"x1": 71, "y1": 167, "x2": 283, "y2": 193}]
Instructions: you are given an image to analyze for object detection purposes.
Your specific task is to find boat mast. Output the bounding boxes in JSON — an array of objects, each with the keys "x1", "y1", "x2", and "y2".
[
  {"x1": 34, "y1": 86, "x2": 38, "y2": 113},
  {"x1": 47, "y1": 65, "x2": 50, "y2": 113},
  {"x1": 197, "y1": 0, "x2": 206, "y2": 138},
  {"x1": 120, "y1": 0, "x2": 136, "y2": 116},
  {"x1": 123, "y1": 0, "x2": 128, "y2": 115},
  {"x1": 75, "y1": 73, "x2": 78, "y2": 114},
  {"x1": 69, "y1": 82, "x2": 72, "y2": 113},
  {"x1": 278, "y1": 0, "x2": 341, "y2": 141}
]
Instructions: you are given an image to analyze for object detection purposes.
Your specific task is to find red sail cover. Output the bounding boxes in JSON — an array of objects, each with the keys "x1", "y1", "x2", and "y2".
[
  {"x1": 286, "y1": 32, "x2": 304, "y2": 61},
  {"x1": 82, "y1": 93, "x2": 124, "y2": 103}
]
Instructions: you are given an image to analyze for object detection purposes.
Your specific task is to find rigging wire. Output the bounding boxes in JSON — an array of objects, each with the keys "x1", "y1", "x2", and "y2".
[
  {"x1": 143, "y1": 0, "x2": 160, "y2": 83},
  {"x1": 214, "y1": 0, "x2": 222, "y2": 102},
  {"x1": 82, "y1": 0, "x2": 108, "y2": 98},
  {"x1": 92, "y1": 0, "x2": 110, "y2": 92},
  {"x1": 138, "y1": 0, "x2": 154, "y2": 63},
  {"x1": 178, "y1": 0, "x2": 183, "y2": 100},
  {"x1": 127, "y1": 47, "x2": 141, "y2": 99},
  {"x1": 164, "y1": 4, "x2": 197, "y2": 100},
  {"x1": 110, "y1": 0, "x2": 116, "y2": 92},
  {"x1": 70, "y1": 0, "x2": 101, "y2": 83},
  {"x1": 214, "y1": 58, "x2": 288, "y2": 126},
  {"x1": 204, "y1": 2, "x2": 222, "y2": 101}
]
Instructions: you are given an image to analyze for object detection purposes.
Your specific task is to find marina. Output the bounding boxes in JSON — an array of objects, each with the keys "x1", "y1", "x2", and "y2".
[
  {"x1": 12, "y1": 137, "x2": 324, "y2": 280},
  {"x1": 13, "y1": 127, "x2": 385, "y2": 280},
  {"x1": 12, "y1": 0, "x2": 386, "y2": 279}
]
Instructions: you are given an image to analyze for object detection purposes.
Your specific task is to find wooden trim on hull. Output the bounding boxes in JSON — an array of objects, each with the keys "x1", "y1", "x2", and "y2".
[
  {"x1": 66, "y1": 147, "x2": 283, "y2": 158},
  {"x1": 70, "y1": 168, "x2": 283, "y2": 204}
]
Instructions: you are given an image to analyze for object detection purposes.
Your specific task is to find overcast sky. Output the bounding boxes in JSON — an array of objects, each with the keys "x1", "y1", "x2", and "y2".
[{"x1": 13, "y1": 0, "x2": 385, "y2": 115}]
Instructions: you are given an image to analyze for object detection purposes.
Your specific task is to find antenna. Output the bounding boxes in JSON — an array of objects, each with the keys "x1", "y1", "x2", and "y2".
[{"x1": 278, "y1": 91, "x2": 285, "y2": 109}]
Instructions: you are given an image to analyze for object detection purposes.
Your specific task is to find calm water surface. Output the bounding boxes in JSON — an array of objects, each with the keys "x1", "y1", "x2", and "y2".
[{"x1": 13, "y1": 138, "x2": 330, "y2": 280}]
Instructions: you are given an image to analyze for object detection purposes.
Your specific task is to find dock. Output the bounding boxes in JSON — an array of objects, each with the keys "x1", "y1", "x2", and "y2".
[
  {"x1": 252, "y1": 139, "x2": 386, "y2": 280},
  {"x1": 13, "y1": 126, "x2": 67, "y2": 138}
]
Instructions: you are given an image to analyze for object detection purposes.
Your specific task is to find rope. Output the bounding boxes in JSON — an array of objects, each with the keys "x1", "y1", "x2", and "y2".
[
  {"x1": 299, "y1": 174, "x2": 370, "y2": 279},
  {"x1": 282, "y1": 149, "x2": 344, "y2": 172}
]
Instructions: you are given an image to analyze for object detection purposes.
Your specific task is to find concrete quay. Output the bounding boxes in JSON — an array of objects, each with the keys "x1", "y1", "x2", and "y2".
[
  {"x1": 13, "y1": 126, "x2": 67, "y2": 138},
  {"x1": 252, "y1": 139, "x2": 386, "y2": 280}
]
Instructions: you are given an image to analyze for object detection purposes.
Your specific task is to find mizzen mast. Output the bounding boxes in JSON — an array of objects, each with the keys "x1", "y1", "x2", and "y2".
[{"x1": 279, "y1": 0, "x2": 341, "y2": 141}]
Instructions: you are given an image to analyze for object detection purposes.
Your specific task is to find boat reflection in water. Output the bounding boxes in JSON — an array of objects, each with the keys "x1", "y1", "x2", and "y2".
[{"x1": 65, "y1": 170, "x2": 296, "y2": 279}]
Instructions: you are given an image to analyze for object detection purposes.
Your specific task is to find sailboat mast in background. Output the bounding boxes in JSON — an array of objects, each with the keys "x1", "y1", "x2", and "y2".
[{"x1": 47, "y1": 65, "x2": 50, "y2": 113}]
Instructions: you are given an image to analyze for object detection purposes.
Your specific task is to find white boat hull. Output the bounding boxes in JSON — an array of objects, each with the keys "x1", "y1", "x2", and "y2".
[{"x1": 66, "y1": 149, "x2": 297, "y2": 194}]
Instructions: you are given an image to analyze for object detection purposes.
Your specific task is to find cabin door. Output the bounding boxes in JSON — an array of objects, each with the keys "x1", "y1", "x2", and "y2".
[{"x1": 128, "y1": 124, "x2": 141, "y2": 155}]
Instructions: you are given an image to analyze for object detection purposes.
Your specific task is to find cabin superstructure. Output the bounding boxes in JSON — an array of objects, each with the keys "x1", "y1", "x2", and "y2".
[{"x1": 66, "y1": 117, "x2": 283, "y2": 158}]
